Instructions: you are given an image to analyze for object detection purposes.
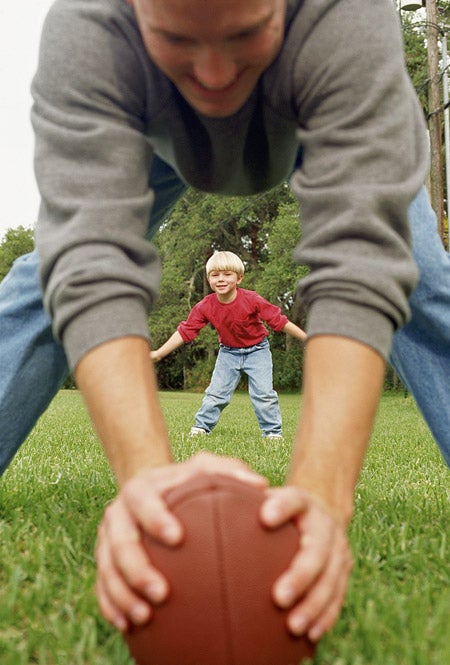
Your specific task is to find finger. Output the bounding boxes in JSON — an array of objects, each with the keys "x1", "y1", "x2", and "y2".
[
  {"x1": 100, "y1": 499, "x2": 170, "y2": 606},
  {"x1": 122, "y1": 479, "x2": 185, "y2": 546},
  {"x1": 286, "y1": 536, "x2": 352, "y2": 639},
  {"x1": 95, "y1": 521, "x2": 153, "y2": 630},
  {"x1": 95, "y1": 557, "x2": 152, "y2": 631},
  {"x1": 274, "y1": 524, "x2": 335, "y2": 606},
  {"x1": 95, "y1": 538, "x2": 130, "y2": 632},
  {"x1": 260, "y1": 485, "x2": 309, "y2": 528},
  {"x1": 307, "y1": 569, "x2": 349, "y2": 641}
]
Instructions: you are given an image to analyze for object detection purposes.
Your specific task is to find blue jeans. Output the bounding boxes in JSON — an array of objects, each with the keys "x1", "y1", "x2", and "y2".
[
  {"x1": 390, "y1": 187, "x2": 450, "y2": 467},
  {"x1": 194, "y1": 338, "x2": 282, "y2": 436},
  {"x1": 0, "y1": 163, "x2": 449, "y2": 472}
]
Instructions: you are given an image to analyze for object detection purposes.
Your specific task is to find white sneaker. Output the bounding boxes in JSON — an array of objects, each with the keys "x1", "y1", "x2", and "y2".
[
  {"x1": 265, "y1": 433, "x2": 283, "y2": 440},
  {"x1": 190, "y1": 426, "x2": 208, "y2": 436}
]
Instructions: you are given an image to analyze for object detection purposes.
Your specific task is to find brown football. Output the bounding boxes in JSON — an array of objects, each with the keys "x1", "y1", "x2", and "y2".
[{"x1": 124, "y1": 473, "x2": 315, "y2": 665}]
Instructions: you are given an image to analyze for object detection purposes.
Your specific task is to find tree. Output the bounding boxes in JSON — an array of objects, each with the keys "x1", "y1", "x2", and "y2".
[
  {"x1": 426, "y1": 0, "x2": 445, "y2": 240},
  {"x1": 400, "y1": 1, "x2": 450, "y2": 244},
  {"x1": 254, "y1": 199, "x2": 308, "y2": 318},
  {"x1": 401, "y1": 14, "x2": 428, "y2": 110},
  {"x1": 0, "y1": 226, "x2": 34, "y2": 282}
]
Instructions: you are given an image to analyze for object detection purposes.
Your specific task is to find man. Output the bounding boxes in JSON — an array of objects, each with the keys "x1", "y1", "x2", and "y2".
[{"x1": 1, "y1": 0, "x2": 449, "y2": 645}]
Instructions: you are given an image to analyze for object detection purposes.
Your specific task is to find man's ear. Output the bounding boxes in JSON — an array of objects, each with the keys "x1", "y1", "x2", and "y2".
[{"x1": 124, "y1": 0, "x2": 134, "y2": 6}]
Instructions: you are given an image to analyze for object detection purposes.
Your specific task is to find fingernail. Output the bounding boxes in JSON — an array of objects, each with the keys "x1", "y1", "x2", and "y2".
[
  {"x1": 275, "y1": 583, "x2": 295, "y2": 607},
  {"x1": 130, "y1": 603, "x2": 150, "y2": 625},
  {"x1": 289, "y1": 614, "x2": 308, "y2": 636},
  {"x1": 308, "y1": 625, "x2": 323, "y2": 642},
  {"x1": 113, "y1": 616, "x2": 127, "y2": 632},
  {"x1": 262, "y1": 504, "x2": 280, "y2": 524},
  {"x1": 161, "y1": 523, "x2": 181, "y2": 544},
  {"x1": 145, "y1": 580, "x2": 167, "y2": 604}
]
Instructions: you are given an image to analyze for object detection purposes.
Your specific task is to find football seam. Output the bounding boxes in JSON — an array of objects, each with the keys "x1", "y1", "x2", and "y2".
[{"x1": 213, "y1": 490, "x2": 236, "y2": 665}]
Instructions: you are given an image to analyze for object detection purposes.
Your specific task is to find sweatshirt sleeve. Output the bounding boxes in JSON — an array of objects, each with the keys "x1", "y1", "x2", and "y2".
[
  {"x1": 285, "y1": 0, "x2": 430, "y2": 359},
  {"x1": 32, "y1": 0, "x2": 160, "y2": 370}
]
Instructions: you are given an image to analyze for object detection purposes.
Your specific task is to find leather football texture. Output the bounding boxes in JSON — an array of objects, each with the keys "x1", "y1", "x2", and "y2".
[{"x1": 124, "y1": 473, "x2": 315, "y2": 665}]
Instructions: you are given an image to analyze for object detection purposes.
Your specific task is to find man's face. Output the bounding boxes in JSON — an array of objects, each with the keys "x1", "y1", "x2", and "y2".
[{"x1": 128, "y1": 0, "x2": 287, "y2": 117}]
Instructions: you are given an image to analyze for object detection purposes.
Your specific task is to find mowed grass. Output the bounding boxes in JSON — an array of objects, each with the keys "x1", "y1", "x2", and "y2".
[{"x1": 0, "y1": 390, "x2": 448, "y2": 665}]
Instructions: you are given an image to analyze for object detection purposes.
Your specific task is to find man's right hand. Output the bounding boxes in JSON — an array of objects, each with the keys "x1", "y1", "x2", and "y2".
[{"x1": 94, "y1": 452, "x2": 267, "y2": 631}]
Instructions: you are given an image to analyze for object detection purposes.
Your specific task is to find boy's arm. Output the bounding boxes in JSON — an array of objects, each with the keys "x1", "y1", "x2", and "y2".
[
  {"x1": 151, "y1": 300, "x2": 209, "y2": 362},
  {"x1": 150, "y1": 330, "x2": 185, "y2": 362},
  {"x1": 282, "y1": 320, "x2": 307, "y2": 342},
  {"x1": 255, "y1": 295, "x2": 306, "y2": 341}
]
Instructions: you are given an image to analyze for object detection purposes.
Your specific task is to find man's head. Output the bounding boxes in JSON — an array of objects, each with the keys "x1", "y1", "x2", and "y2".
[{"x1": 127, "y1": 0, "x2": 287, "y2": 117}]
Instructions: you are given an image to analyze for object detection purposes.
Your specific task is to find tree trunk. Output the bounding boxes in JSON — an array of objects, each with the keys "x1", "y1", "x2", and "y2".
[{"x1": 426, "y1": 0, "x2": 446, "y2": 244}]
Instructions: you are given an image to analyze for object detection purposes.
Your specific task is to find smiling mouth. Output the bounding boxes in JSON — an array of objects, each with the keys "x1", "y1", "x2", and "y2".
[
  {"x1": 190, "y1": 74, "x2": 240, "y2": 95},
  {"x1": 198, "y1": 79, "x2": 237, "y2": 92}
]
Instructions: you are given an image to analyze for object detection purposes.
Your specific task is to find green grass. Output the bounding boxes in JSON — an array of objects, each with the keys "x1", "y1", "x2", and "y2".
[{"x1": 0, "y1": 390, "x2": 448, "y2": 664}]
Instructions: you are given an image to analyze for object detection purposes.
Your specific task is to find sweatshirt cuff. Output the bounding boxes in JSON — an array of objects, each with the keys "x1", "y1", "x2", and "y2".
[
  {"x1": 306, "y1": 298, "x2": 396, "y2": 360},
  {"x1": 62, "y1": 296, "x2": 150, "y2": 371}
]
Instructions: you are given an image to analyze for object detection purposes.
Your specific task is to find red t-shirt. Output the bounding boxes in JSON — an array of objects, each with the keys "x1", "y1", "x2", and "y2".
[{"x1": 177, "y1": 288, "x2": 289, "y2": 348}]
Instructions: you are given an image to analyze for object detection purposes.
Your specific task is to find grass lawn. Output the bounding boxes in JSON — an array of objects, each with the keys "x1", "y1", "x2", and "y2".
[{"x1": 0, "y1": 390, "x2": 448, "y2": 664}]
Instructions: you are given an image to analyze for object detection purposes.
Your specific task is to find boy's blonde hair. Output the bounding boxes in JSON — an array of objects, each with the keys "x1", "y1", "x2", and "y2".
[{"x1": 206, "y1": 251, "x2": 245, "y2": 277}]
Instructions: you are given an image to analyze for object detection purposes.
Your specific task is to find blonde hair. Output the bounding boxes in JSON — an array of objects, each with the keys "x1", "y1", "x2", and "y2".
[{"x1": 206, "y1": 251, "x2": 245, "y2": 277}]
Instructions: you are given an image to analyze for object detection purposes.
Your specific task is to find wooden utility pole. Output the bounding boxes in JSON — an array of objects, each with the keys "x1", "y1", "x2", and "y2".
[{"x1": 426, "y1": 0, "x2": 445, "y2": 242}]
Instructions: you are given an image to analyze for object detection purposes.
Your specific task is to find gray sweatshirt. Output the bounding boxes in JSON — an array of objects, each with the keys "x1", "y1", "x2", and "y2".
[{"x1": 32, "y1": 0, "x2": 429, "y2": 369}]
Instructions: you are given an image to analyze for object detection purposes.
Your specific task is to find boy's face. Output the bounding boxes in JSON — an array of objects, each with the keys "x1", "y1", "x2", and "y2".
[
  {"x1": 208, "y1": 270, "x2": 243, "y2": 301},
  {"x1": 127, "y1": 0, "x2": 287, "y2": 117}
]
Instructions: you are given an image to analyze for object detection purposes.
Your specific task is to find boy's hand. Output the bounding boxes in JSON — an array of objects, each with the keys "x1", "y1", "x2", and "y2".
[
  {"x1": 94, "y1": 452, "x2": 267, "y2": 631},
  {"x1": 262, "y1": 486, "x2": 353, "y2": 642}
]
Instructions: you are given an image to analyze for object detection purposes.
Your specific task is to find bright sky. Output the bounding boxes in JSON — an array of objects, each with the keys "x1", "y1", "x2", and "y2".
[{"x1": 0, "y1": 1, "x2": 53, "y2": 240}]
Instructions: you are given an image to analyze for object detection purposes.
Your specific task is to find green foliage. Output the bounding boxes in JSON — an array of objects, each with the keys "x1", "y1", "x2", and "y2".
[
  {"x1": 254, "y1": 199, "x2": 309, "y2": 326},
  {"x1": 0, "y1": 226, "x2": 34, "y2": 282},
  {"x1": 254, "y1": 202, "x2": 303, "y2": 293},
  {"x1": 271, "y1": 342, "x2": 304, "y2": 391},
  {"x1": 182, "y1": 350, "x2": 218, "y2": 392},
  {"x1": 401, "y1": 15, "x2": 428, "y2": 112},
  {"x1": 0, "y1": 391, "x2": 448, "y2": 664}
]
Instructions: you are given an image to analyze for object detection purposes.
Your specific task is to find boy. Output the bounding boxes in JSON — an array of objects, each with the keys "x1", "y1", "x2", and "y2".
[{"x1": 151, "y1": 251, "x2": 306, "y2": 438}]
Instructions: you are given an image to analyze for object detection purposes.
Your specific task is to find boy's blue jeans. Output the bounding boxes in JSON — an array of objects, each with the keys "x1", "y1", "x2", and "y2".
[
  {"x1": 194, "y1": 338, "x2": 282, "y2": 436},
  {"x1": 0, "y1": 159, "x2": 449, "y2": 473}
]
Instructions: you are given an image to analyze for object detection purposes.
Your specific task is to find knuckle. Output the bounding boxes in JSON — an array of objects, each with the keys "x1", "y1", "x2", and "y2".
[
  {"x1": 191, "y1": 451, "x2": 212, "y2": 465},
  {"x1": 127, "y1": 569, "x2": 151, "y2": 591},
  {"x1": 346, "y1": 551, "x2": 354, "y2": 572},
  {"x1": 101, "y1": 502, "x2": 114, "y2": 525},
  {"x1": 122, "y1": 480, "x2": 140, "y2": 504},
  {"x1": 110, "y1": 531, "x2": 140, "y2": 557}
]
